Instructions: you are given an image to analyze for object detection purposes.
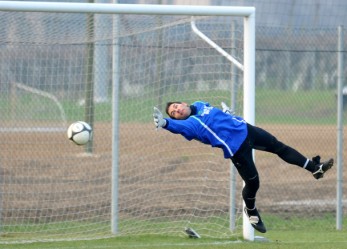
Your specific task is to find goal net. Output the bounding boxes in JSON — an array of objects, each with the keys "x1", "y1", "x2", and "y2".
[{"x1": 0, "y1": 2, "x2": 255, "y2": 243}]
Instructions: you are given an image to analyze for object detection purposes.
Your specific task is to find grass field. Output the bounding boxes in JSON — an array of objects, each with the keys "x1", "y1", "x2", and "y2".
[
  {"x1": 1, "y1": 89, "x2": 344, "y2": 125},
  {"x1": 2, "y1": 230, "x2": 347, "y2": 249},
  {"x1": 2, "y1": 216, "x2": 347, "y2": 249}
]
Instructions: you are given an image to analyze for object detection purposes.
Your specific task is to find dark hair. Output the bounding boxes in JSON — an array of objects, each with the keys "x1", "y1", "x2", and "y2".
[{"x1": 165, "y1": 101, "x2": 182, "y2": 119}]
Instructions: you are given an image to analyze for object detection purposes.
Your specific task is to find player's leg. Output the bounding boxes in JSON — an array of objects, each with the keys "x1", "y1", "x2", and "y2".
[
  {"x1": 231, "y1": 142, "x2": 266, "y2": 233},
  {"x1": 246, "y1": 124, "x2": 333, "y2": 179},
  {"x1": 231, "y1": 154, "x2": 259, "y2": 212}
]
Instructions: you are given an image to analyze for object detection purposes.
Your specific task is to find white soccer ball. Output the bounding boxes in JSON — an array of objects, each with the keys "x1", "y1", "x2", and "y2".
[{"x1": 67, "y1": 121, "x2": 92, "y2": 145}]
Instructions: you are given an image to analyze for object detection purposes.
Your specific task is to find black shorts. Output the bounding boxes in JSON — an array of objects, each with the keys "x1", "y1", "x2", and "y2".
[{"x1": 231, "y1": 123, "x2": 284, "y2": 180}]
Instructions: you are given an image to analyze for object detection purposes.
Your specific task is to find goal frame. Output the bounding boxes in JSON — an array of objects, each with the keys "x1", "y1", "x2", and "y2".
[{"x1": 0, "y1": 1, "x2": 256, "y2": 241}]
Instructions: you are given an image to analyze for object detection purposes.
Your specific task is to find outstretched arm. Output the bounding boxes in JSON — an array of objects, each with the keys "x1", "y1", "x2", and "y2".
[{"x1": 153, "y1": 107, "x2": 196, "y2": 141}]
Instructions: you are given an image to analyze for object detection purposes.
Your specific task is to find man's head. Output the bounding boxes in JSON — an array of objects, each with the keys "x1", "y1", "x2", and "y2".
[{"x1": 166, "y1": 102, "x2": 192, "y2": 120}]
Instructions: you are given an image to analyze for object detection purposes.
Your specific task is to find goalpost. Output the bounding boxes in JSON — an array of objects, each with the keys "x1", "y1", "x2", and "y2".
[{"x1": 0, "y1": 1, "x2": 255, "y2": 243}]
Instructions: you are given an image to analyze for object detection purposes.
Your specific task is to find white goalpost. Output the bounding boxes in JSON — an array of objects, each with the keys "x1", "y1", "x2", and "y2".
[{"x1": 0, "y1": 1, "x2": 255, "y2": 243}]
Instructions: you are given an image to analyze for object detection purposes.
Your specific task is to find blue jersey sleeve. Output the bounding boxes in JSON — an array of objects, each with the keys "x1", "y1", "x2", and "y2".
[{"x1": 164, "y1": 118, "x2": 196, "y2": 141}]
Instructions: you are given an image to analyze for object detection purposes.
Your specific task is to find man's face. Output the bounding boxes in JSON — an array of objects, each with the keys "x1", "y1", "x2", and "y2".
[{"x1": 168, "y1": 102, "x2": 191, "y2": 120}]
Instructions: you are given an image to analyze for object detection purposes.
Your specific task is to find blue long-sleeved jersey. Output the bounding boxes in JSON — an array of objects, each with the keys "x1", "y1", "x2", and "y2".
[{"x1": 164, "y1": 101, "x2": 248, "y2": 158}]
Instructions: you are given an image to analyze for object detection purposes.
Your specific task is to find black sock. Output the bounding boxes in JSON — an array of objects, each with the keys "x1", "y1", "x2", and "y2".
[
  {"x1": 304, "y1": 160, "x2": 316, "y2": 173},
  {"x1": 244, "y1": 198, "x2": 256, "y2": 211}
]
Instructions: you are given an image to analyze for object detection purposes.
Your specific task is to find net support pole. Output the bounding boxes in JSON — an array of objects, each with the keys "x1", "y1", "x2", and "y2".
[
  {"x1": 229, "y1": 20, "x2": 238, "y2": 232},
  {"x1": 111, "y1": 0, "x2": 120, "y2": 235},
  {"x1": 336, "y1": 25, "x2": 344, "y2": 231},
  {"x1": 191, "y1": 19, "x2": 244, "y2": 71}
]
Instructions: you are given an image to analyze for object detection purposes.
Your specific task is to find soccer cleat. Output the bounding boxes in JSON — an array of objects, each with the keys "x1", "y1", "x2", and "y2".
[
  {"x1": 244, "y1": 207, "x2": 267, "y2": 233},
  {"x1": 312, "y1": 157, "x2": 334, "y2": 180},
  {"x1": 184, "y1": 227, "x2": 201, "y2": 238}
]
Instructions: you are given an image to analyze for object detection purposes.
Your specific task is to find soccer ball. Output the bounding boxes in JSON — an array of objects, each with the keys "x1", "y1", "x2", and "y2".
[{"x1": 67, "y1": 121, "x2": 92, "y2": 145}]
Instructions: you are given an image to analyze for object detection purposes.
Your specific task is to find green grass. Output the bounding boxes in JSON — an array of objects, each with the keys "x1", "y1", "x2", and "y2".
[
  {"x1": 2, "y1": 215, "x2": 347, "y2": 249},
  {"x1": 2, "y1": 231, "x2": 347, "y2": 249},
  {"x1": 255, "y1": 89, "x2": 338, "y2": 124},
  {"x1": 1, "y1": 88, "x2": 342, "y2": 125}
]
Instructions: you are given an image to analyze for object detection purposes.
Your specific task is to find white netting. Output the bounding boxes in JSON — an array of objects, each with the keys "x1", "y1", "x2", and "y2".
[{"x1": 0, "y1": 7, "x2": 246, "y2": 243}]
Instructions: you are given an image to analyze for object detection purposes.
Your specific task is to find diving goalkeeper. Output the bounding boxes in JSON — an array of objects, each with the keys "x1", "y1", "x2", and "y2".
[{"x1": 153, "y1": 100, "x2": 334, "y2": 233}]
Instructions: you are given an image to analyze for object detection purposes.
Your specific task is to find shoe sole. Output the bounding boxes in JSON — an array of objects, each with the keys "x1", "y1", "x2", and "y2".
[
  {"x1": 251, "y1": 223, "x2": 267, "y2": 233},
  {"x1": 324, "y1": 158, "x2": 334, "y2": 171},
  {"x1": 314, "y1": 158, "x2": 334, "y2": 179}
]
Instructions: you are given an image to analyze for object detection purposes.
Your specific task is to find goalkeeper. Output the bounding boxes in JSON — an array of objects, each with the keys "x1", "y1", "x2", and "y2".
[{"x1": 153, "y1": 100, "x2": 333, "y2": 233}]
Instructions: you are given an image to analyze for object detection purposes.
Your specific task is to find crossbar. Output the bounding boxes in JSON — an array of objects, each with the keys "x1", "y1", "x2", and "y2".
[{"x1": 0, "y1": 1, "x2": 255, "y2": 16}]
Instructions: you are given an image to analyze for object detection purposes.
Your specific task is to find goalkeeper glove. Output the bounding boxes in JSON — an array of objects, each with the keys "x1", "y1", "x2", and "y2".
[
  {"x1": 221, "y1": 102, "x2": 234, "y2": 115},
  {"x1": 153, "y1": 107, "x2": 167, "y2": 129}
]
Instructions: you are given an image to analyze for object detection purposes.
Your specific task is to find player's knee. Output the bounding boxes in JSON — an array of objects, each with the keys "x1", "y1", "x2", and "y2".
[
  {"x1": 275, "y1": 144, "x2": 291, "y2": 158},
  {"x1": 270, "y1": 138, "x2": 288, "y2": 156},
  {"x1": 248, "y1": 174, "x2": 260, "y2": 191},
  {"x1": 243, "y1": 174, "x2": 259, "y2": 196}
]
